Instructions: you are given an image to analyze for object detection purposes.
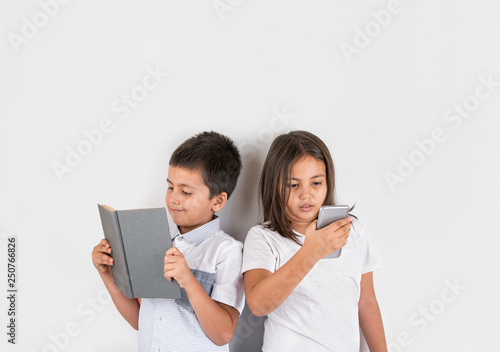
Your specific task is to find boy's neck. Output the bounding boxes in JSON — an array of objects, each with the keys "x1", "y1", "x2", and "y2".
[{"x1": 178, "y1": 215, "x2": 217, "y2": 235}]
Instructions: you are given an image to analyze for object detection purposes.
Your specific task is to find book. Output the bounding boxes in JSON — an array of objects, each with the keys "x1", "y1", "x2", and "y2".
[{"x1": 97, "y1": 204, "x2": 181, "y2": 299}]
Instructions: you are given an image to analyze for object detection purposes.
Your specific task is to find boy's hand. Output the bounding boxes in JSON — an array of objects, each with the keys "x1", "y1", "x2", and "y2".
[
  {"x1": 92, "y1": 239, "x2": 114, "y2": 276},
  {"x1": 164, "y1": 247, "x2": 195, "y2": 289},
  {"x1": 303, "y1": 217, "x2": 353, "y2": 260}
]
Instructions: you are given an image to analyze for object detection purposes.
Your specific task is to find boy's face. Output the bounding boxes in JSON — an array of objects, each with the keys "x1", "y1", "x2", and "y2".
[
  {"x1": 166, "y1": 166, "x2": 224, "y2": 234},
  {"x1": 283, "y1": 155, "x2": 327, "y2": 234}
]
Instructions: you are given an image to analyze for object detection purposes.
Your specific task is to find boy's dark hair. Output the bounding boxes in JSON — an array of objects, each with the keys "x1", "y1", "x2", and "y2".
[
  {"x1": 169, "y1": 131, "x2": 242, "y2": 199},
  {"x1": 260, "y1": 130, "x2": 348, "y2": 244}
]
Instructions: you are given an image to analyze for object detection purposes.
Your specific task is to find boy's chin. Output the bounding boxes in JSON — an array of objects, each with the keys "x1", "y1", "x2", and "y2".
[{"x1": 169, "y1": 213, "x2": 186, "y2": 223}]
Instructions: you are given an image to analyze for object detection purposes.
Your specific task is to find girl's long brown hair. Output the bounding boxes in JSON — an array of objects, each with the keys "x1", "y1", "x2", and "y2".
[{"x1": 259, "y1": 130, "x2": 343, "y2": 244}]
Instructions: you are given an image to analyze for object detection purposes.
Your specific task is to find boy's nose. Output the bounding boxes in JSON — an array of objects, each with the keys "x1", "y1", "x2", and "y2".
[
  {"x1": 166, "y1": 191, "x2": 181, "y2": 205},
  {"x1": 170, "y1": 194, "x2": 181, "y2": 204}
]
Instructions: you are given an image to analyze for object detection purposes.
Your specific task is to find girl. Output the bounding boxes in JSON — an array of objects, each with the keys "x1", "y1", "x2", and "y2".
[{"x1": 242, "y1": 130, "x2": 387, "y2": 351}]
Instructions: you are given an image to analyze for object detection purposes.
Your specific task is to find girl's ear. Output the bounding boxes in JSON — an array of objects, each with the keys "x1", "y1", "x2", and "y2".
[{"x1": 211, "y1": 192, "x2": 228, "y2": 212}]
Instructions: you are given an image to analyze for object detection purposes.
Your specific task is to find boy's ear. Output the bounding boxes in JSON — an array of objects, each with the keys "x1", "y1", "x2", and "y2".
[{"x1": 211, "y1": 192, "x2": 228, "y2": 212}]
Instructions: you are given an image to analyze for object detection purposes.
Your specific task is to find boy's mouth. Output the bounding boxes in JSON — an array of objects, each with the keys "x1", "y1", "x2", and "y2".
[{"x1": 169, "y1": 208, "x2": 184, "y2": 213}]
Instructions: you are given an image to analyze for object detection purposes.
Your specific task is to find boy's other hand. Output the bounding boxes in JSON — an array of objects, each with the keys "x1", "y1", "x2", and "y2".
[
  {"x1": 164, "y1": 247, "x2": 195, "y2": 289},
  {"x1": 92, "y1": 239, "x2": 114, "y2": 276}
]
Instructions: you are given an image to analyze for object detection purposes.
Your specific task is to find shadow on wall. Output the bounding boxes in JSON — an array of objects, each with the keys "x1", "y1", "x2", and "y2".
[
  {"x1": 218, "y1": 149, "x2": 263, "y2": 243},
  {"x1": 230, "y1": 303, "x2": 266, "y2": 352},
  {"x1": 219, "y1": 151, "x2": 267, "y2": 352}
]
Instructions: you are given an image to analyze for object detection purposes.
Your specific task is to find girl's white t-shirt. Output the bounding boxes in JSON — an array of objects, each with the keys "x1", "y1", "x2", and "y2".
[{"x1": 241, "y1": 218, "x2": 382, "y2": 352}]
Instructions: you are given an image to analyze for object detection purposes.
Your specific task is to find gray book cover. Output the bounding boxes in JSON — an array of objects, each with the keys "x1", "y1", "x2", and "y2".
[{"x1": 98, "y1": 204, "x2": 181, "y2": 299}]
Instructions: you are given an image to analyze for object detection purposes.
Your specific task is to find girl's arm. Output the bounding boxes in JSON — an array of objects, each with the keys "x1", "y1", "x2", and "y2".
[
  {"x1": 244, "y1": 248, "x2": 317, "y2": 316},
  {"x1": 358, "y1": 271, "x2": 387, "y2": 352},
  {"x1": 245, "y1": 218, "x2": 352, "y2": 317},
  {"x1": 92, "y1": 239, "x2": 141, "y2": 330}
]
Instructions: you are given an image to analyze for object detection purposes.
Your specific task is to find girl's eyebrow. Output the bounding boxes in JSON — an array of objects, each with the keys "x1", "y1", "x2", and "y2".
[{"x1": 291, "y1": 174, "x2": 326, "y2": 180}]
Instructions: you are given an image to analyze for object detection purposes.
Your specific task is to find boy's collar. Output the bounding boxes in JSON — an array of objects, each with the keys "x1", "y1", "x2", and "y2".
[{"x1": 172, "y1": 216, "x2": 220, "y2": 244}]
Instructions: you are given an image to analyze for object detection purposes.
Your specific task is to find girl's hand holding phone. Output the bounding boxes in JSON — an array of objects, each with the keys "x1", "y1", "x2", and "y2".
[{"x1": 303, "y1": 217, "x2": 353, "y2": 260}]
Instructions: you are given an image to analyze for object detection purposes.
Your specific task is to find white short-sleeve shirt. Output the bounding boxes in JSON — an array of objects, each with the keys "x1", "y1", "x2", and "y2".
[
  {"x1": 241, "y1": 218, "x2": 382, "y2": 352},
  {"x1": 138, "y1": 217, "x2": 245, "y2": 352}
]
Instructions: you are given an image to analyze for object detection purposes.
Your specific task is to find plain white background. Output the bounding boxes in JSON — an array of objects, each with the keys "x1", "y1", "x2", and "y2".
[{"x1": 1, "y1": 1, "x2": 499, "y2": 351}]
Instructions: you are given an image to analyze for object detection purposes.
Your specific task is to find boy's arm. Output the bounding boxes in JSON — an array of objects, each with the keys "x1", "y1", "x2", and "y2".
[
  {"x1": 185, "y1": 279, "x2": 239, "y2": 345},
  {"x1": 358, "y1": 271, "x2": 387, "y2": 352},
  {"x1": 92, "y1": 239, "x2": 141, "y2": 330},
  {"x1": 164, "y1": 247, "x2": 239, "y2": 346}
]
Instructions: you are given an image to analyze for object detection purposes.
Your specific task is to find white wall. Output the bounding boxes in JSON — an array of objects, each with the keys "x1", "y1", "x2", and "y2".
[{"x1": 1, "y1": 1, "x2": 499, "y2": 351}]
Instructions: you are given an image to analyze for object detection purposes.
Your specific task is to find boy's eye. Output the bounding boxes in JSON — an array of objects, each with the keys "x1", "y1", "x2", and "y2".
[
  {"x1": 182, "y1": 191, "x2": 191, "y2": 195},
  {"x1": 167, "y1": 186, "x2": 173, "y2": 190}
]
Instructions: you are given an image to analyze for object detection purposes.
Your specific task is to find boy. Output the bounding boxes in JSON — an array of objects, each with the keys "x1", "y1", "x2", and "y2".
[{"x1": 92, "y1": 131, "x2": 244, "y2": 351}]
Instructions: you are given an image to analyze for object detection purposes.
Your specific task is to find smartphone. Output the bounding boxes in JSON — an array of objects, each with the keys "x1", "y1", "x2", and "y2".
[{"x1": 316, "y1": 205, "x2": 349, "y2": 259}]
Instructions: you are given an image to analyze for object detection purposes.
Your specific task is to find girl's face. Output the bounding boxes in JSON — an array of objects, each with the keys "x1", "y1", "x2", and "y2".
[{"x1": 283, "y1": 154, "x2": 328, "y2": 234}]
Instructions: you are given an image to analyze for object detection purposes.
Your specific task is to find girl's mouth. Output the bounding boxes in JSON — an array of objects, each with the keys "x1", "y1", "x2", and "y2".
[{"x1": 300, "y1": 204, "x2": 313, "y2": 212}]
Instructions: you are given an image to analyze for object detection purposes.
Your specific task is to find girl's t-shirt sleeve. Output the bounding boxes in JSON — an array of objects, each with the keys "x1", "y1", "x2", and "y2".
[
  {"x1": 355, "y1": 219, "x2": 383, "y2": 274},
  {"x1": 241, "y1": 226, "x2": 276, "y2": 274}
]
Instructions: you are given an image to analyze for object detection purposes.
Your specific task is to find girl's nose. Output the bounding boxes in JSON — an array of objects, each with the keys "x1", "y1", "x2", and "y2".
[{"x1": 299, "y1": 186, "x2": 311, "y2": 199}]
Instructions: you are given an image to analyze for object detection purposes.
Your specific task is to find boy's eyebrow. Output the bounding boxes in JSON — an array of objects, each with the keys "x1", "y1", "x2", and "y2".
[
  {"x1": 291, "y1": 174, "x2": 326, "y2": 181},
  {"x1": 166, "y1": 178, "x2": 195, "y2": 189}
]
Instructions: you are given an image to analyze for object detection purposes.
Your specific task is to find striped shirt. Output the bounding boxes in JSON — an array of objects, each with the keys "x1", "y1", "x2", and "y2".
[{"x1": 138, "y1": 217, "x2": 244, "y2": 352}]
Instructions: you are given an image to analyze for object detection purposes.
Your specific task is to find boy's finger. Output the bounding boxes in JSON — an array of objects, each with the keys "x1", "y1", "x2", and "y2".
[
  {"x1": 100, "y1": 254, "x2": 113, "y2": 265},
  {"x1": 165, "y1": 255, "x2": 180, "y2": 264},
  {"x1": 164, "y1": 252, "x2": 181, "y2": 264},
  {"x1": 166, "y1": 246, "x2": 181, "y2": 256},
  {"x1": 164, "y1": 267, "x2": 177, "y2": 279},
  {"x1": 99, "y1": 245, "x2": 112, "y2": 254},
  {"x1": 99, "y1": 244, "x2": 111, "y2": 253}
]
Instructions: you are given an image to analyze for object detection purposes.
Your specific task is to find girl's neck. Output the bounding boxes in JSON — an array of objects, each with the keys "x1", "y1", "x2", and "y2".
[{"x1": 290, "y1": 221, "x2": 312, "y2": 236}]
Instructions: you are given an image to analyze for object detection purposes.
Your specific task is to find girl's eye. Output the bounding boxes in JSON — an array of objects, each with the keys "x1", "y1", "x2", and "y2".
[
  {"x1": 288, "y1": 183, "x2": 299, "y2": 188},
  {"x1": 167, "y1": 186, "x2": 173, "y2": 190},
  {"x1": 182, "y1": 191, "x2": 191, "y2": 195},
  {"x1": 313, "y1": 182, "x2": 322, "y2": 186}
]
